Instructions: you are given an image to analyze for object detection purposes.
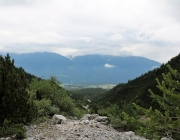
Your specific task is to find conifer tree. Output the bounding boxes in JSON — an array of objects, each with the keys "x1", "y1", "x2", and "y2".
[
  {"x1": 0, "y1": 54, "x2": 37, "y2": 125},
  {"x1": 133, "y1": 64, "x2": 180, "y2": 139}
]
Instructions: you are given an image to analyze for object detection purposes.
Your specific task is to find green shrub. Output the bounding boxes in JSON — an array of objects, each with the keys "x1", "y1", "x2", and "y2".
[
  {"x1": 132, "y1": 65, "x2": 180, "y2": 139},
  {"x1": 15, "y1": 130, "x2": 26, "y2": 139},
  {"x1": 49, "y1": 106, "x2": 60, "y2": 116},
  {"x1": 28, "y1": 77, "x2": 79, "y2": 120},
  {"x1": 0, "y1": 119, "x2": 26, "y2": 138},
  {"x1": 98, "y1": 103, "x2": 139, "y2": 131}
]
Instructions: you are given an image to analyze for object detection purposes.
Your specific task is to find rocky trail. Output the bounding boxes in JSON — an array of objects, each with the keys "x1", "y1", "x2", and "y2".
[{"x1": 25, "y1": 114, "x2": 148, "y2": 140}]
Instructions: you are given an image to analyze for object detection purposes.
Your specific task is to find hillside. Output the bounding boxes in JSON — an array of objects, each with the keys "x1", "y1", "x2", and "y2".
[
  {"x1": 3, "y1": 52, "x2": 161, "y2": 84},
  {"x1": 99, "y1": 53, "x2": 180, "y2": 108},
  {"x1": 70, "y1": 88, "x2": 107, "y2": 101}
]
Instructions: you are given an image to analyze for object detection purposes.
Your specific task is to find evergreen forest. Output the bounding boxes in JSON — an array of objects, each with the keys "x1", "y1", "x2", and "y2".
[{"x1": 0, "y1": 53, "x2": 180, "y2": 139}]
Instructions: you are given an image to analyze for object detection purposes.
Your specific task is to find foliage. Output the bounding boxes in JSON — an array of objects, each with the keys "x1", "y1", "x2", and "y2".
[
  {"x1": 98, "y1": 103, "x2": 138, "y2": 131},
  {"x1": 15, "y1": 130, "x2": 26, "y2": 139},
  {"x1": 0, "y1": 119, "x2": 26, "y2": 138},
  {"x1": 69, "y1": 88, "x2": 107, "y2": 115},
  {"x1": 131, "y1": 65, "x2": 180, "y2": 139},
  {"x1": 0, "y1": 54, "x2": 37, "y2": 125},
  {"x1": 70, "y1": 88, "x2": 107, "y2": 101},
  {"x1": 28, "y1": 77, "x2": 80, "y2": 121}
]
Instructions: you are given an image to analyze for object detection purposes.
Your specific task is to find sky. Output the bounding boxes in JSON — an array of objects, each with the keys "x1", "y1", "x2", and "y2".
[{"x1": 0, "y1": 0, "x2": 180, "y2": 63}]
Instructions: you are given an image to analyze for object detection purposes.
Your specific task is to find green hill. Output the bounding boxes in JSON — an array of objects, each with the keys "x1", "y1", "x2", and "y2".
[{"x1": 98, "y1": 53, "x2": 180, "y2": 109}]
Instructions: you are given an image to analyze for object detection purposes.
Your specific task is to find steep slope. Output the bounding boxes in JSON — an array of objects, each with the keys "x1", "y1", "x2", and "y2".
[
  {"x1": 100, "y1": 53, "x2": 180, "y2": 108},
  {"x1": 2, "y1": 52, "x2": 161, "y2": 84}
]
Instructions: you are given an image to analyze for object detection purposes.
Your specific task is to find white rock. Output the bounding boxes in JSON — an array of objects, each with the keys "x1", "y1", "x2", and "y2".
[
  {"x1": 52, "y1": 114, "x2": 67, "y2": 125},
  {"x1": 95, "y1": 116, "x2": 109, "y2": 123},
  {"x1": 161, "y1": 137, "x2": 172, "y2": 140},
  {"x1": 26, "y1": 138, "x2": 34, "y2": 140},
  {"x1": 80, "y1": 114, "x2": 91, "y2": 121},
  {"x1": 124, "y1": 131, "x2": 135, "y2": 137}
]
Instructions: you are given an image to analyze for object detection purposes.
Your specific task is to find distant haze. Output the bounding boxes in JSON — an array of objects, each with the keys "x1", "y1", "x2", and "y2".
[
  {"x1": 8, "y1": 52, "x2": 161, "y2": 84},
  {"x1": 0, "y1": 0, "x2": 180, "y2": 63}
]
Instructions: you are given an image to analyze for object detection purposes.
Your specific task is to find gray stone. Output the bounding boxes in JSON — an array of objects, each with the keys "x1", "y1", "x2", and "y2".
[
  {"x1": 95, "y1": 116, "x2": 109, "y2": 123},
  {"x1": 26, "y1": 138, "x2": 34, "y2": 140},
  {"x1": 80, "y1": 119, "x2": 90, "y2": 124},
  {"x1": 89, "y1": 114, "x2": 99, "y2": 120},
  {"x1": 161, "y1": 137, "x2": 172, "y2": 140},
  {"x1": 51, "y1": 114, "x2": 67, "y2": 125},
  {"x1": 124, "y1": 131, "x2": 135, "y2": 137},
  {"x1": 80, "y1": 114, "x2": 91, "y2": 121}
]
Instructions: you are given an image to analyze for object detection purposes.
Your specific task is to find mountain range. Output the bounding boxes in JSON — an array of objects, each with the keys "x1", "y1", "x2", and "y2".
[
  {"x1": 2, "y1": 52, "x2": 161, "y2": 84},
  {"x1": 99, "y1": 53, "x2": 180, "y2": 108}
]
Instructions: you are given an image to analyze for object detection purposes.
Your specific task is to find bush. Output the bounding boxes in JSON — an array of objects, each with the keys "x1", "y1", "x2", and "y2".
[
  {"x1": 98, "y1": 104, "x2": 138, "y2": 130},
  {"x1": 0, "y1": 119, "x2": 26, "y2": 138},
  {"x1": 132, "y1": 65, "x2": 180, "y2": 139},
  {"x1": 28, "y1": 77, "x2": 78, "y2": 120},
  {"x1": 15, "y1": 130, "x2": 26, "y2": 139}
]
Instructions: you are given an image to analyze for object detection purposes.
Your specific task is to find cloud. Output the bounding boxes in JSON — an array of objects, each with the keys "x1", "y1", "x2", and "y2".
[
  {"x1": 151, "y1": 66, "x2": 160, "y2": 70},
  {"x1": 108, "y1": 34, "x2": 124, "y2": 42},
  {"x1": 0, "y1": 0, "x2": 33, "y2": 6},
  {"x1": 76, "y1": 37, "x2": 93, "y2": 43},
  {"x1": 0, "y1": 0, "x2": 180, "y2": 63},
  {"x1": 104, "y1": 63, "x2": 115, "y2": 68}
]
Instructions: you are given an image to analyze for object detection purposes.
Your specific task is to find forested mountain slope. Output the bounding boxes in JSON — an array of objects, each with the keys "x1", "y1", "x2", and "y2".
[
  {"x1": 100, "y1": 53, "x2": 180, "y2": 108},
  {"x1": 2, "y1": 52, "x2": 161, "y2": 84}
]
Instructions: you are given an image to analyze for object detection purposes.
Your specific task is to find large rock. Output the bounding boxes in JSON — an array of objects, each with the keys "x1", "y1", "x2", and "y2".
[
  {"x1": 80, "y1": 114, "x2": 109, "y2": 125},
  {"x1": 80, "y1": 114, "x2": 91, "y2": 121},
  {"x1": 80, "y1": 114, "x2": 99, "y2": 121},
  {"x1": 89, "y1": 114, "x2": 99, "y2": 120},
  {"x1": 52, "y1": 114, "x2": 67, "y2": 125},
  {"x1": 95, "y1": 116, "x2": 109, "y2": 124}
]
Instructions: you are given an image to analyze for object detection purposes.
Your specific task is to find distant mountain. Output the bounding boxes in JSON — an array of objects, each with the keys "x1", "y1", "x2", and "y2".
[
  {"x1": 2, "y1": 52, "x2": 161, "y2": 84},
  {"x1": 99, "y1": 53, "x2": 180, "y2": 108}
]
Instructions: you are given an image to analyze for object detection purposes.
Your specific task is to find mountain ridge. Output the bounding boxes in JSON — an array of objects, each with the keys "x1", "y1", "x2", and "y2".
[
  {"x1": 99, "y1": 53, "x2": 180, "y2": 108},
  {"x1": 1, "y1": 52, "x2": 161, "y2": 84}
]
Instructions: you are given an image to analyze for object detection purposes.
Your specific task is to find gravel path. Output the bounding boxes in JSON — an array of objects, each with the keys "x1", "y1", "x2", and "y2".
[{"x1": 26, "y1": 119, "x2": 148, "y2": 140}]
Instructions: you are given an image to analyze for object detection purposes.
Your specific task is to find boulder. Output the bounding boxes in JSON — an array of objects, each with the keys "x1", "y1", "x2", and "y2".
[
  {"x1": 95, "y1": 116, "x2": 109, "y2": 124},
  {"x1": 80, "y1": 114, "x2": 99, "y2": 121},
  {"x1": 80, "y1": 114, "x2": 91, "y2": 121},
  {"x1": 124, "y1": 131, "x2": 135, "y2": 137},
  {"x1": 52, "y1": 114, "x2": 67, "y2": 125},
  {"x1": 80, "y1": 114, "x2": 109, "y2": 125},
  {"x1": 89, "y1": 114, "x2": 99, "y2": 120}
]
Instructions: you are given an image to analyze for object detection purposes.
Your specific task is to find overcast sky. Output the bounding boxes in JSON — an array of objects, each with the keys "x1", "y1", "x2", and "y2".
[{"x1": 0, "y1": 0, "x2": 180, "y2": 63}]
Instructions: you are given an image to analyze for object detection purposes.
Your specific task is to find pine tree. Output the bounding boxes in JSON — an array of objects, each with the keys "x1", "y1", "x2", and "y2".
[
  {"x1": 133, "y1": 64, "x2": 180, "y2": 139},
  {"x1": 0, "y1": 54, "x2": 37, "y2": 125}
]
